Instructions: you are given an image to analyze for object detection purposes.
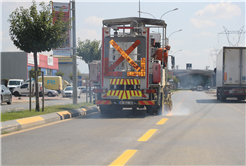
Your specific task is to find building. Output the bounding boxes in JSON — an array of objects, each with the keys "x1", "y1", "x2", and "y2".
[
  {"x1": 53, "y1": 55, "x2": 73, "y2": 82},
  {"x1": 1, "y1": 52, "x2": 59, "y2": 82}
]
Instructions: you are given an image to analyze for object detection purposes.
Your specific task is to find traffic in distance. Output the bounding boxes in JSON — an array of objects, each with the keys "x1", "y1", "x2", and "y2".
[{"x1": 1, "y1": 6, "x2": 245, "y2": 166}]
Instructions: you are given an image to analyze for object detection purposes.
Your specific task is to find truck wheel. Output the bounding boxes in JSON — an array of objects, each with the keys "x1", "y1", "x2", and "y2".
[
  {"x1": 237, "y1": 97, "x2": 245, "y2": 101},
  {"x1": 146, "y1": 106, "x2": 154, "y2": 115},
  {"x1": 220, "y1": 89, "x2": 226, "y2": 102},
  {"x1": 216, "y1": 88, "x2": 220, "y2": 100},
  {"x1": 100, "y1": 105, "x2": 109, "y2": 116},
  {"x1": 0, "y1": 95, "x2": 3, "y2": 104}
]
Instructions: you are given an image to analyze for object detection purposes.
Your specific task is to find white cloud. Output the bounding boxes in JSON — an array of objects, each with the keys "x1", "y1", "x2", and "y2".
[
  {"x1": 77, "y1": 28, "x2": 101, "y2": 42},
  {"x1": 190, "y1": 18, "x2": 216, "y2": 28},
  {"x1": 84, "y1": 16, "x2": 104, "y2": 26},
  {"x1": 195, "y1": 2, "x2": 241, "y2": 20},
  {"x1": 192, "y1": 31, "x2": 216, "y2": 37}
]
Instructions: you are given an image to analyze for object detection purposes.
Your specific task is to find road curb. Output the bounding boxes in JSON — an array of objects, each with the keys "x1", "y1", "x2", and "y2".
[{"x1": 1, "y1": 106, "x2": 99, "y2": 134}]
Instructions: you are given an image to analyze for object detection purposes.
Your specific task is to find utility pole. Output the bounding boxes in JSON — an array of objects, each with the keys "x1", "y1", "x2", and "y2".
[
  {"x1": 72, "y1": 0, "x2": 77, "y2": 104},
  {"x1": 139, "y1": 0, "x2": 140, "y2": 17}
]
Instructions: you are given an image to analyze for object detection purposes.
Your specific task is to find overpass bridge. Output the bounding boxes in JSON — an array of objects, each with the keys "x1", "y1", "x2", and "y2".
[{"x1": 169, "y1": 69, "x2": 215, "y2": 88}]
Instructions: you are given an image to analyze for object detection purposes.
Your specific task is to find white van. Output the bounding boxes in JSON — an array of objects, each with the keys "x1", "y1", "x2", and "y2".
[
  {"x1": 7, "y1": 79, "x2": 24, "y2": 93},
  {"x1": 13, "y1": 82, "x2": 43, "y2": 97}
]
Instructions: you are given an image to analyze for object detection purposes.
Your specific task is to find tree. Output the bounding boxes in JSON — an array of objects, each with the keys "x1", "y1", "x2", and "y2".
[
  {"x1": 55, "y1": 71, "x2": 65, "y2": 78},
  {"x1": 77, "y1": 39, "x2": 101, "y2": 69},
  {"x1": 68, "y1": 70, "x2": 82, "y2": 81},
  {"x1": 29, "y1": 68, "x2": 41, "y2": 79},
  {"x1": 8, "y1": 0, "x2": 71, "y2": 111}
]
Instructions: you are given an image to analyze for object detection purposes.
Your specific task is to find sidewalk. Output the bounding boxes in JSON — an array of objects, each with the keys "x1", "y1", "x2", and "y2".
[
  {"x1": 1, "y1": 105, "x2": 99, "y2": 134},
  {"x1": 12, "y1": 95, "x2": 69, "y2": 103}
]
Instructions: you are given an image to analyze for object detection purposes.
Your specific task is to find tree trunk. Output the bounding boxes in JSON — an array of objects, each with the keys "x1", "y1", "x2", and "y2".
[{"x1": 34, "y1": 52, "x2": 40, "y2": 111}]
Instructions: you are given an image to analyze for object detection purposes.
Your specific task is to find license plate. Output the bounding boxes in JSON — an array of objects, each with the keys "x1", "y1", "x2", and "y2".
[{"x1": 119, "y1": 101, "x2": 133, "y2": 105}]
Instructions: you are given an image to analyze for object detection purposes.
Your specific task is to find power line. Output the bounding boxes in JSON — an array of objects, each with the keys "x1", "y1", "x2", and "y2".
[{"x1": 218, "y1": 26, "x2": 245, "y2": 46}]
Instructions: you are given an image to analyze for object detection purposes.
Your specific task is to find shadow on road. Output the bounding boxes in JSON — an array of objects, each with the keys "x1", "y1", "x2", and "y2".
[
  {"x1": 78, "y1": 108, "x2": 161, "y2": 119},
  {"x1": 196, "y1": 99, "x2": 246, "y2": 104}
]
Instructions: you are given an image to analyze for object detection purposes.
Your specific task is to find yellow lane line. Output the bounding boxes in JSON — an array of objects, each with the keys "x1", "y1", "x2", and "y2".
[
  {"x1": 138, "y1": 129, "x2": 157, "y2": 142},
  {"x1": 109, "y1": 150, "x2": 137, "y2": 166},
  {"x1": 156, "y1": 118, "x2": 168, "y2": 125},
  {"x1": 1, "y1": 119, "x2": 72, "y2": 137},
  {"x1": 226, "y1": 104, "x2": 245, "y2": 114},
  {"x1": 16, "y1": 116, "x2": 44, "y2": 125}
]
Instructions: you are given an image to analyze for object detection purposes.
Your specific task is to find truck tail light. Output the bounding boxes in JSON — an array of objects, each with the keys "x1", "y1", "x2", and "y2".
[
  {"x1": 40, "y1": 86, "x2": 42, "y2": 91},
  {"x1": 93, "y1": 89, "x2": 108, "y2": 93},
  {"x1": 142, "y1": 89, "x2": 157, "y2": 93}
]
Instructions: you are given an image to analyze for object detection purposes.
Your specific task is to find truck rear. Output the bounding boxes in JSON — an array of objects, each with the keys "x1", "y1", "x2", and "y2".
[
  {"x1": 216, "y1": 47, "x2": 246, "y2": 101},
  {"x1": 90, "y1": 17, "x2": 172, "y2": 115}
]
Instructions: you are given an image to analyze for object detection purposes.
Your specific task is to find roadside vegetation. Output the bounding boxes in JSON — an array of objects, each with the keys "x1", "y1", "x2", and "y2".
[{"x1": 1, "y1": 102, "x2": 94, "y2": 122}]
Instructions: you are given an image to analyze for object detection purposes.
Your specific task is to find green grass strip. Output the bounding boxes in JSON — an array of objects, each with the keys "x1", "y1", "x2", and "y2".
[{"x1": 1, "y1": 102, "x2": 95, "y2": 122}]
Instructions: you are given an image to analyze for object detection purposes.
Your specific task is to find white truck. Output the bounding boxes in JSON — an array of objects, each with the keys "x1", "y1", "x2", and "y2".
[
  {"x1": 7, "y1": 79, "x2": 24, "y2": 93},
  {"x1": 12, "y1": 82, "x2": 43, "y2": 97},
  {"x1": 216, "y1": 47, "x2": 246, "y2": 101}
]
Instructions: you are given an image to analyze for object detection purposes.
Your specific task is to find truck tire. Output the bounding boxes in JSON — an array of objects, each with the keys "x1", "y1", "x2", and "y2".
[
  {"x1": 220, "y1": 89, "x2": 226, "y2": 102},
  {"x1": 237, "y1": 97, "x2": 245, "y2": 101},
  {"x1": 99, "y1": 105, "x2": 109, "y2": 116},
  {"x1": 216, "y1": 88, "x2": 220, "y2": 100},
  {"x1": 146, "y1": 106, "x2": 154, "y2": 115}
]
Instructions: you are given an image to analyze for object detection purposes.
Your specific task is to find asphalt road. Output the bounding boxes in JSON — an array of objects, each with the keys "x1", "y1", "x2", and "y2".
[
  {"x1": 1, "y1": 93, "x2": 92, "y2": 113},
  {"x1": 1, "y1": 91, "x2": 245, "y2": 165}
]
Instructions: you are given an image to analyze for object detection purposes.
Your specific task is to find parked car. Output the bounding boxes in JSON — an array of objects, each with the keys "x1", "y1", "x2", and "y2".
[
  {"x1": 44, "y1": 88, "x2": 58, "y2": 97},
  {"x1": 62, "y1": 86, "x2": 80, "y2": 98},
  {"x1": 0, "y1": 85, "x2": 12, "y2": 104},
  {"x1": 7, "y1": 79, "x2": 24, "y2": 93},
  {"x1": 197, "y1": 86, "x2": 203, "y2": 91},
  {"x1": 78, "y1": 86, "x2": 86, "y2": 93}
]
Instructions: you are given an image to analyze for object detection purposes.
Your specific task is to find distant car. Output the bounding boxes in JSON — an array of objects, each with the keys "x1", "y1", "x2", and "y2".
[
  {"x1": 62, "y1": 86, "x2": 80, "y2": 98},
  {"x1": 78, "y1": 86, "x2": 86, "y2": 93},
  {"x1": 197, "y1": 86, "x2": 203, "y2": 91},
  {"x1": 44, "y1": 88, "x2": 58, "y2": 97},
  {"x1": 0, "y1": 85, "x2": 12, "y2": 105}
]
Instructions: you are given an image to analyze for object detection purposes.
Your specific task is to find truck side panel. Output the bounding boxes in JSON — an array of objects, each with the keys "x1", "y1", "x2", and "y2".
[
  {"x1": 242, "y1": 49, "x2": 246, "y2": 85},
  {"x1": 224, "y1": 48, "x2": 240, "y2": 85},
  {"x1": 216, "y1": 49, "x2": 223, "y2": 87}
]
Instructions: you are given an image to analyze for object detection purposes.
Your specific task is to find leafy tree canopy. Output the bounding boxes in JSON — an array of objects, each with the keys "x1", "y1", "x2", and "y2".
[
  {"x1": 55, "y1": 71, "x2": 65, "y2": 78},
  {"x1": 68, "y1": 70, "x2": 82, "y2": 81},
  {"x1": 29, "y1": 68, "x2": 41, "y2": 79},
  {"x1": 8, "y1": 0, "x2": 71, "y2": 53},
  {"x1": 77, "y1": 39, "x2": 101, "y2": 64}
]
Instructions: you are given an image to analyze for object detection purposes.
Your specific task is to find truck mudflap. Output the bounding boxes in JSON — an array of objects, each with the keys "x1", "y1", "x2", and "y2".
[{"x1": 95, "y1": 100, "x2": 155, "y2": 105}]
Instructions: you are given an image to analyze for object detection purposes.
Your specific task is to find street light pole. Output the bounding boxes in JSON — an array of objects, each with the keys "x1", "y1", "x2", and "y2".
[
  {"x1": 137, "y1": 11, "x2": 156, "y2": 19},
  {"x1": 72, "y1": 0, "x2": 77, "y2": 104},
  {"x1": 139, "y1": 0, "x2": 140, "y2": 18},
  {"x1": 168, "y1": 29, "x2": 182, "y2": 39},
  {"x1": 160, "y1": 8, "x2": 178, "y2": 19}
]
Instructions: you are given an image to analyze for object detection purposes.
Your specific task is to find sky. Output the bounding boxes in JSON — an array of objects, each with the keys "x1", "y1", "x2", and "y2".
[{"x1": 0, "y1": 0, "x2": 245, "y2": 73}]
